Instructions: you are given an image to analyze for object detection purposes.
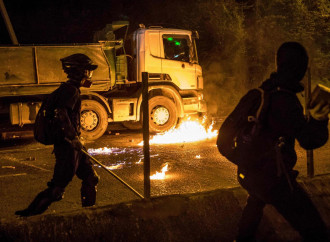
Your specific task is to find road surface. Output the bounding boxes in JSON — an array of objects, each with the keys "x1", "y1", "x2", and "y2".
[{"x1": 0, "y1": 126, "x2": 329, "y2": 220}]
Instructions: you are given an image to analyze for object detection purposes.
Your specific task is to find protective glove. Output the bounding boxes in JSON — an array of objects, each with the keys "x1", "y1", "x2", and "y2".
[
  {"x1": 309, "y1": 100, "x2": 330, "y2": 121},
  {"x1": 71, "y1": 136, "x2": 84, "y2": 151}
]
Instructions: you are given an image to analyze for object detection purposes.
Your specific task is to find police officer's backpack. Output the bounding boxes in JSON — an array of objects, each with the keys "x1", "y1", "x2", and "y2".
[
  {"x1": 34, "y1": 98, "x2": 57, "y2": 145},
  {"x1": 216, "y1": 88, "x2": 272, "y2": 168}
]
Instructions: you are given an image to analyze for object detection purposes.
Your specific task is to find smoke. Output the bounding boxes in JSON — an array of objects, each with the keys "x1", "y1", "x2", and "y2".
[{"x1": 202, "y1": 52, "x2": 250, "y2": 118}]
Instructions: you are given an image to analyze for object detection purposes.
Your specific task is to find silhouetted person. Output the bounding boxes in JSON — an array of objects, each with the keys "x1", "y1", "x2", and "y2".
[
  {"x1": 234, "y1": 42, "x2": 329, "y2": 241},
  {"x1": 15, "y1": 54, "x2": 99, "y2": 217}
]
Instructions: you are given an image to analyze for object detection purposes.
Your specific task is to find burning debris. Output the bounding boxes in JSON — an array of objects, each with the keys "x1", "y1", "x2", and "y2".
[
  {"x1": 88, "y1": 147, "x2": 141, "y2": 156},
  {"x1": 86, "y1": 117, "x2": 217, "y2": 180},
  {"x1": 87, "y1": 147, "x2": 144, "y2": 170},
  {"x1": 104, "y1": 162, "x2": 125, "y2": 170},
  {"x1": 136, "y1": 158, "x2": 143, "y2": 164},
  {"x1": 139, "y1": 117, "x2": 218, "y2": 145},
  {"x1": 88, "y1": 147, "x2": 116, "y2": 155},
  {"x1": 150, "y1": 163, "x2": 169, "y2": 180}
]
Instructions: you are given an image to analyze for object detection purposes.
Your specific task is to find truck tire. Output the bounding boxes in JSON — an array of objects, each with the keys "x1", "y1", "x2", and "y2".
[
  {"x1": 80, "y1": 100, "x2": 108, "y2": 141},
  {"x1": 148, "y1": 96, "x2": 177, "y2": 133}
]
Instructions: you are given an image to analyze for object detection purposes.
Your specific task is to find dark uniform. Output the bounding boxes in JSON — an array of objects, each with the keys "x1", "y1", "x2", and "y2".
[
  {"x1": 51, "y1": 80, "x2": 99, "y2": 206},
  {"x1": 16, "y1": 54, "x2": 99, "y2": 216},
  {"x1": 235, "y1": 42, "x2": 329, "y2": 241}
]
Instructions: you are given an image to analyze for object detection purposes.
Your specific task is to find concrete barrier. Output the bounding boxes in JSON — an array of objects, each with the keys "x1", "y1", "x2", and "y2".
[{"x1": 1, "y1": 175, "x2": 329, "y2": 242}]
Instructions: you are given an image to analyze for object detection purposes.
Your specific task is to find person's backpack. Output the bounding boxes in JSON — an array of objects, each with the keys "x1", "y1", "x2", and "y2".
[
  {"x1": 34, "y1": 97, "x2": 57, "y2": 145},
  {"x1": 216, "y1": 88, "x2": 272, "y2": 168}
]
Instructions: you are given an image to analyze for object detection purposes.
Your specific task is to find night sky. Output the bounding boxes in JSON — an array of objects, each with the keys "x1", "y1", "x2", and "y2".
[{"x1": 0, "y1": 0, "x2": 143, "y2": 44}]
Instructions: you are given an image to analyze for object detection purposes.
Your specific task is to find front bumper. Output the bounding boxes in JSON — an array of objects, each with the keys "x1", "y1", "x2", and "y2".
[{"x1": 182, "y1": 97, "x2": 207, "y2": 114}]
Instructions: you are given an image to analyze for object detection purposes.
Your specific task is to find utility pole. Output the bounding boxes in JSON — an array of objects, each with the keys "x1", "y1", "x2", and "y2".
[{"x1": 142, "y1": 72, "x2": 151, "y2": 199}]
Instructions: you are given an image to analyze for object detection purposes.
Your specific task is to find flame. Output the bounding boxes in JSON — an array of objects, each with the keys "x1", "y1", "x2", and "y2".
[
  {"x1": 89, "y1": 147, "x2": 114, "y2": 155},
  {"x1": 86, "y1": 117, "x2": 217, "y2": 178},
  {"x1": 136, "y1": 158, "x2": 143, "y2": 164},
  {"x1": 88, "y1": 147, "x2": 130, "y2": 155},
  {"x1": 105, "y1": 163, "x2": 124, "y2": 170},
  {"x1": 87, "y1": 147, "x2": 141, "y2": 170},
  {"x1": 150, "y1": 163, "x2": 168, "y2": 180},
  {"x1": 139, "y1": 117, "x2": 218, "y2": 145}
]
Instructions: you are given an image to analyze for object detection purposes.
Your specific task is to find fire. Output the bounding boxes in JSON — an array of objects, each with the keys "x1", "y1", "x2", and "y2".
[
  {"x1": 139, "y1": 117, "x2": 218, "y2": 145},
  {"x1": 85, "y1": 116, "x2": 217, "y2": 180},
  {"x1": 87, "y1": 147, "x2": 143, "y2": 170},
  {"x1": 136, "y1": 158, "x2": 143, "y2": 164},
  {"x1": 88, "y1": 147, "x2": 129, "y2": 155},
  {"x1": 105, "y1": 163, "x2": 124, "y2": 170},
  {"x1": 150, "y1": 163, "x2": 168, "y2": 180}
]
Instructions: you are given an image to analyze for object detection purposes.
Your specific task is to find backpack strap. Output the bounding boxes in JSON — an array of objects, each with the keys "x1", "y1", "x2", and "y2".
[
  {"x1": 255, "y1": 88, "x2": 265, "y2": 120},
  {"x1": 247, "y1": 88, "x2": 265, "y2": 123}
]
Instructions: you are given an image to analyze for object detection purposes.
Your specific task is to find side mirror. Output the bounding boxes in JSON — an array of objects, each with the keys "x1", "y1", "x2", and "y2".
[{"x1": 192, "y1": 30, "x2": 199, "y2": 39}]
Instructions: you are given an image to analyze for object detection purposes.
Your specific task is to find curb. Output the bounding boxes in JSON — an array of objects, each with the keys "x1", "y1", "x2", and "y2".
[{"x1": 1, "y1": 175, "x2": 329, "y2": 242}]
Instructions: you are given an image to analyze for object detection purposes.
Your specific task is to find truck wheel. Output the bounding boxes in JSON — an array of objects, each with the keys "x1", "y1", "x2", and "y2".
[
  {"x1": 148, "y1": 96, "x2": 177, "y2": 133},
  {"x1": 80, "y1": 100, "x2": 108, "y2": 141}
]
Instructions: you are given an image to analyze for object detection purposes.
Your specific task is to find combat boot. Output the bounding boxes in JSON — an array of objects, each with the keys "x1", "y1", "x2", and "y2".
[{"x1": 15, "y1": 186, "x2": 64, "y2": 217}]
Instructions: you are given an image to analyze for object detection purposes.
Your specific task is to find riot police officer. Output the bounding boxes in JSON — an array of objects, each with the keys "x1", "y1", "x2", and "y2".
[{"x1": 15, "y1": 53, "x2": 100, "y2": 217}]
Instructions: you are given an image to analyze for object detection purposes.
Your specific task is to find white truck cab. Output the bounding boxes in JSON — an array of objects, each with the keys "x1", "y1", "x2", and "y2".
[{"x1": 134, "y1": 26, "x2": 203, "y2": 91}]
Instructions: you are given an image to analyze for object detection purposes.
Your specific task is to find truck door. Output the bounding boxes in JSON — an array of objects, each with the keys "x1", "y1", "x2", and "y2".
[{"x1": 160, "y1": 34, "x2": 197, "y2": 90}]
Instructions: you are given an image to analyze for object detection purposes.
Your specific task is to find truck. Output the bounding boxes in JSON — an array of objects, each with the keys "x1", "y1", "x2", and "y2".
[{"x1": 0, "y1": 21, "x2": 206, "y2": 141}]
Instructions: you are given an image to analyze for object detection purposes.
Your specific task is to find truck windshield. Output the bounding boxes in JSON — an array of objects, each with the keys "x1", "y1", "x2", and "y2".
[{"x1": 163, "y1": 35, "x2": 192, "y2": 63}]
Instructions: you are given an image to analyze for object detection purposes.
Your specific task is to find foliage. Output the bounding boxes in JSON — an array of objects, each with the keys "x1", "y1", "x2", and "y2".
[
  {"x1": 200, "y1": 0, "x2": 330, "y2": 115},
  {"x1": 244, "y1": 0, "x2": 330, "y2": 87}
]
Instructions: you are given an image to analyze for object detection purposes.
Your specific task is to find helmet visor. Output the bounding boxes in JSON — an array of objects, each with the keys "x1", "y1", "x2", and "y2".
[{"x1": 87, "y1": 64, "x2": 98, "y2": 71}]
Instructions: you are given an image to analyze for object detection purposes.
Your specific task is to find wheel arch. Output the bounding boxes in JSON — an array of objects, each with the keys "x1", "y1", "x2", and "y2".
[
  {"x1": 80, "y1": 91, "x2": 111, "y2": 115},
  {"x1": 136, "y1": 85, "x2": 183, "y2": 121}
]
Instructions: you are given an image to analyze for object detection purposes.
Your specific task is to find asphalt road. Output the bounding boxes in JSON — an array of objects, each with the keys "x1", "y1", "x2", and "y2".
[{"x1": 0, "y1": 127, "x2": 329, "y2": 220}]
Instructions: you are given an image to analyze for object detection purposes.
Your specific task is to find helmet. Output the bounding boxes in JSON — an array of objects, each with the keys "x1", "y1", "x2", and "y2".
[
  {"x1": 276, "y1": 42, "x2": 309, "y2": 92},
  {"x1": 60, "y1": 53, "x2": 98, "y2": 73},
  {"x1": 277, "y1": 42, "x2": 308, "y2": 72}
]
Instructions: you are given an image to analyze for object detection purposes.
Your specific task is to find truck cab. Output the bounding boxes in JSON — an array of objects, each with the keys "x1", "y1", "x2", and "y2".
[
  {"x1": 110, "y1": 24, "x2": 206, "y2": 133},
  {"x1": 134, "y1": 26, "x2": 202, "y2": 89}
]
